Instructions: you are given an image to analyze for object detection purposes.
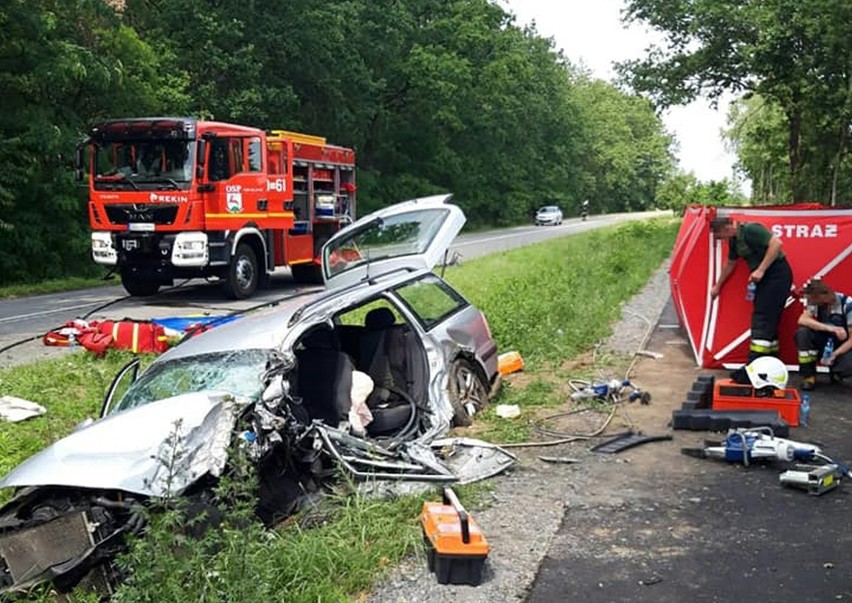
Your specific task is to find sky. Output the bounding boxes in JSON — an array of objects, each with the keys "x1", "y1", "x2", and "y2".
[{"x1": 502, "y1": 0, "x2": 742, "y2": 187}]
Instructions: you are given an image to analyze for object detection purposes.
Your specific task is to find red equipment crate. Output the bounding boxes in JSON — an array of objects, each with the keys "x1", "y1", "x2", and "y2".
[{"x1": 711, "y1": 378, "x2": 801, "y2": 427}]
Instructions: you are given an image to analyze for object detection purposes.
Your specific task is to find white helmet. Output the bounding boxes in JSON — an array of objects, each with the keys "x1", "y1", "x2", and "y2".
[{"x1": 745, "y1": 356, "x2": 788, "y2": 390}]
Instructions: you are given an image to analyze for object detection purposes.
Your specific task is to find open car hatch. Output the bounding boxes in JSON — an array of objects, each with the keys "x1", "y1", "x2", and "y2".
[{"x1": 322, "y1": 194, "x2": 466, "y2": 289}]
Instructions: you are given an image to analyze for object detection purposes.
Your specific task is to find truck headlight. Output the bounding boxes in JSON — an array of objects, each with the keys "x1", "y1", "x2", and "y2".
[
  {"x1": 172, "y1": 232, "x2": 209, "y2": 267},
  {"x1": 91, "y1": 232, "x2": 117, "y2": 265}
]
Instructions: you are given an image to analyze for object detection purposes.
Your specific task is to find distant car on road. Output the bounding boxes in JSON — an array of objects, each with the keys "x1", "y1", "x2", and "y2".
[{"x1": 535, "y1": 205, "x2": 563, "y2": 226}]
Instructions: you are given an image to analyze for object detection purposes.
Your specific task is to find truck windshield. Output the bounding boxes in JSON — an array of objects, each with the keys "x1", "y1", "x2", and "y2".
[{"x1": 94, "y1": 139, "x2": 195, "y2": 190}]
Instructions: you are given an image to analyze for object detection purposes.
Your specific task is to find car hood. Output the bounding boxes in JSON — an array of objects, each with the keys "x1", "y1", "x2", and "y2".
[{"x1": 0, "y1": 392, "x2": 244, "y2": 497}]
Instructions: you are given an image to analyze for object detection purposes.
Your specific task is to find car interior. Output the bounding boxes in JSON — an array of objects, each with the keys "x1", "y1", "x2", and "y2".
[{"x1": 293, "y1": 301, "x2": 429, "y2": 440}]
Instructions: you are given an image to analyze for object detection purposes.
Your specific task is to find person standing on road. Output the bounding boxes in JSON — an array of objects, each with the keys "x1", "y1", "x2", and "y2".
[
  {"x1": 709, "y1": 216, "x2": 793, "y2": 375},
  {"x1": 795, "y1": 279, "x2": 851, "y2": 390}
]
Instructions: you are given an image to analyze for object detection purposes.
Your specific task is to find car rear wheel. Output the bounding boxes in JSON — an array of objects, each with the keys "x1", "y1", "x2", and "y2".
[{"x1": 448, "y1": 358, "x2": 489, "y2": 427}]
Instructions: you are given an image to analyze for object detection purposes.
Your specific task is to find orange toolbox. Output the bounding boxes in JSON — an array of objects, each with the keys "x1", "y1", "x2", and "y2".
[
  {"x1": 711, "y1": 378, "x2": 801, "y2": 427},
  {"x1": 498, "y1": 351, "x2": 525, "y2": 376},
  {"x1": 420, "y1": 488, "x2": 489, "y2": 585}
]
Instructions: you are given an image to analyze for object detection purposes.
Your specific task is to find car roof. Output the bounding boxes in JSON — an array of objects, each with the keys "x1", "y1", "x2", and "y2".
[{"x1": 159, "y1": 268, "x2": 433, "y2": 362}]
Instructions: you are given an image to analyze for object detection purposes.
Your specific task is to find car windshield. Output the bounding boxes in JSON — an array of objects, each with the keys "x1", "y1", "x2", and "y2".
[
  {"x1": 112, "y1": 349, "x2": 272, "y2": 413},
  {"x1": 539, "y1": 206, "x2": 559, "y2": 213}
]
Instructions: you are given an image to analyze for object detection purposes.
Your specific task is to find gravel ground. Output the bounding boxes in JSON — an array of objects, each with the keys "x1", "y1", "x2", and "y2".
[{"x1": 367, "y1": 258, "x2": 674, "y2": 603}]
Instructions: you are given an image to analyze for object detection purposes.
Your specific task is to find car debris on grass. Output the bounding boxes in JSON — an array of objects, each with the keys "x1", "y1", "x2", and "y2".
[{"x1": 0, "y1": 196, "x2": 518, "y2": 596}]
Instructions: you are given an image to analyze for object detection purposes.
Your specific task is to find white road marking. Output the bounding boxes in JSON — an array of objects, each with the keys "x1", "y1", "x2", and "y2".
[{"x1": 0, "y1": 302, "x2": 107, "y2": 324}]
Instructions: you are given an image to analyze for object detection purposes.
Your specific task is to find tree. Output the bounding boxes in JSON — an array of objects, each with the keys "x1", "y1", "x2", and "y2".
[
  {"x1": 0, "y1": 0, "x2": 187, "y2": 284},
  {"x1": 619, "y1": 0, "x2": 852, "y2": 203}
]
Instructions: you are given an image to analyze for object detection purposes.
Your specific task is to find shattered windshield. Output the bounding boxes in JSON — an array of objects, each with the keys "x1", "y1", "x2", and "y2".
[
  {"x1": 94, "y1": 139, "x2": 195, "y2": 190},
  {"x1": 112, "y1": 349, "x2": 272, "y2": 414}
]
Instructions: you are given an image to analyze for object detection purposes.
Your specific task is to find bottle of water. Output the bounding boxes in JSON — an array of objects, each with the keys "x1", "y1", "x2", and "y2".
[
  {"x1": 745, "y1": 282, "x2": 756, "y2": 302},
  {"x1": 822, "y1": 338, "x2": 835, "y2": 364},
  {"x1": 800, "y1": 393, "x2": 810, "y2": 427}
]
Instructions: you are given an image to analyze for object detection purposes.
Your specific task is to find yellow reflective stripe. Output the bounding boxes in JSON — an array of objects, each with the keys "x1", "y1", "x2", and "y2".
[
  {"x1": 112, "y1": 323, "x2": 119, "y2": 340},
  {"x1": 132, "y1": 324, "x2": 139, "y2": 353},
  {"x1": 750, "y1": 342, "x2": 775, "y2": 353}
]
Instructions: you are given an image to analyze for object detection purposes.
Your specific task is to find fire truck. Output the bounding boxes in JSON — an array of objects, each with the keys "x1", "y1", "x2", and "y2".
[{"x1": 76, "y1": 118, "x2": 356, "y2": 298}]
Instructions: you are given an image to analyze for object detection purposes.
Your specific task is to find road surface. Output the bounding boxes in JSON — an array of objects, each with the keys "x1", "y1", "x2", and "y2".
[{"x1": 0, "y1": 211, "x2": 664, "y2": 366}]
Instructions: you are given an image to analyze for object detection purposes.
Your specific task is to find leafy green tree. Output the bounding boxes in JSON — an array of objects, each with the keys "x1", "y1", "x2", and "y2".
[
  {"x1": 570, "y1": 77, "x2": 674, "y2": 214},
  {"x1": 0, "y1": 0, "x2": 187, "y2": 285},
  {"x1": 619, "y1": 0, "x2": 852, "y2": 203}
]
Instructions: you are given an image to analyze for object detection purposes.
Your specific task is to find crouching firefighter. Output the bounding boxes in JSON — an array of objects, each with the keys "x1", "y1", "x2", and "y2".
[
  {"x1": 710, "y1": 216, "x2": 793, "y2": 381},
  {"x1": 795, "y1": 279, "x2": 852, "y2": 391}
]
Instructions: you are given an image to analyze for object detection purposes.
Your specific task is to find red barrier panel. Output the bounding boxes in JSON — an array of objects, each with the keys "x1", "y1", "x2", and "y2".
[{"x1": 670, "y1": 205, "x2": 852, "y2": 369}]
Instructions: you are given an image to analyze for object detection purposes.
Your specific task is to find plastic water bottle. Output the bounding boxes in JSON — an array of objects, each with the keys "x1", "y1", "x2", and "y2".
[
  {"x1": 745, "y1": 282, "x2": 756, "y2": 302},
  {"x1": 822, "y1": 338, "x2": 835, "y2": 364},
  {"x1": 800, "y1": 393, "x2": 810, "y2": 427}
]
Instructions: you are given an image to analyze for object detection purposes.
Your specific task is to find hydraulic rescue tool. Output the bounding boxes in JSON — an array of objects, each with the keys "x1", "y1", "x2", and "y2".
[{"x1": 682, "y1": 427, "x2": 849, "y2": 495}]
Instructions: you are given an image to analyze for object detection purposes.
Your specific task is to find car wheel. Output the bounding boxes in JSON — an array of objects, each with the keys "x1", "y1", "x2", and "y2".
[
  {"x1": 120, "y1": 271, "x2": 160, "y2": 297},
  {"x1": 448, "y1": 358, "x2": 489, "y2": 427},
  {"x1": 224, "y1": 243, "x2": 258, "y2": 299}
]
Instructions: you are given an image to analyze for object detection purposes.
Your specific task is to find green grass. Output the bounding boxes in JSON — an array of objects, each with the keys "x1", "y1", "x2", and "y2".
[
  {"x1": 0, "y1": 350, "x2": 150, "y2": 501},
  {"x1": 0, "y1": 275, "x2": 114, "y2": 299},
  {"x1": 444, "y1": 218, "x2": 680, "y2": 367},
  {"x1": 0, "y1": 217, "x2": 679, "y2": 601}
]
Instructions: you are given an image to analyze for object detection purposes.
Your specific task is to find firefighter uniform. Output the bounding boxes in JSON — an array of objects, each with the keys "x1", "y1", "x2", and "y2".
[
  {"x1": 729, "y1": 223, "x2": 793, "y2": 361},
  {"x1": 795, "y1": 292, "x2": 852, "y2": 381}
]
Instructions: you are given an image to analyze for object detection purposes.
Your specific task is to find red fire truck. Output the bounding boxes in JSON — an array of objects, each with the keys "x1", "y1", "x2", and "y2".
[{"x1": 76, "y1": 118, "x2": 356, "y2": 298}]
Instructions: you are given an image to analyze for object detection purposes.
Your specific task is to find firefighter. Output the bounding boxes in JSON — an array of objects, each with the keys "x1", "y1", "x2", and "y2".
[
  {"x1": 709, "y1": 216, "x2": 793, "y2": 379},
  {"x1": 795, "y1": 279, "x2": 851, "y2": 390}
]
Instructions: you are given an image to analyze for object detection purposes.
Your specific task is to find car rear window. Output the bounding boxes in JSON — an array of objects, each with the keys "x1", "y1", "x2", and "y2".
[{"x1": 394, "y1": 274, "x2": 468, "y2": 330}]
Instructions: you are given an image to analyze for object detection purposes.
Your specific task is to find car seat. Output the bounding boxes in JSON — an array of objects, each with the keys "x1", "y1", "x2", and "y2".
[
  {"x1": 295, "y1": 327, "x2": 354, "y2": 426},
  {"x1": 359, "y1": 308, "x2": 414, "y2": 435}
]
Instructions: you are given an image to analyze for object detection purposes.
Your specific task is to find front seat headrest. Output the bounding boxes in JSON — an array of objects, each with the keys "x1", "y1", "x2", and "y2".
[
  {"x1": 365, "y1": 307, "x2": 395, "y2": 330},
  {"x1": 301, "y1": 327, "x2": 338, "y2": 350}
]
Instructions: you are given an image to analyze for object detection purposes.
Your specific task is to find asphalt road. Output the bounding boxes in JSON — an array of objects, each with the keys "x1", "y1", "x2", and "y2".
[{"x1": 0, "y1": 210, "x2": 664, "y2": 365}]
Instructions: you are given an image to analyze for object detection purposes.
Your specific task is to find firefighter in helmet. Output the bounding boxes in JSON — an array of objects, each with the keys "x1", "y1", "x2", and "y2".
[{"x1": 709, "y1": 216, "x2": 793, "y2": 381}]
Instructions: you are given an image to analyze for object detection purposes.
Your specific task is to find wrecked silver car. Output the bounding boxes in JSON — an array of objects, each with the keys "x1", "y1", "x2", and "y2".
[{"x1": 0, "y1": 195, "x2": 515, "y2": 595}]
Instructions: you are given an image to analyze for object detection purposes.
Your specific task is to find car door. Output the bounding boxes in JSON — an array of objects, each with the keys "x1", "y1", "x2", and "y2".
[{"x1": 321, "y1": 194, "x2": 465, "y2": 289}]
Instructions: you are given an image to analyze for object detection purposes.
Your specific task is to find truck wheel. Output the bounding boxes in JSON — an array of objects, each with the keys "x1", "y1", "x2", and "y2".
[
  {"x1": 224, "y1": 243, "x2": 258, "y2": 299},
  {"x1": 448, "y1": 358, "x2": 489, "y2": 427},
  {"x1": 291, "y1": 263, "x2": 323, "y2": 284},
  {"x1": 120, "y1": 272, "x2": 160, "y2": 297}
]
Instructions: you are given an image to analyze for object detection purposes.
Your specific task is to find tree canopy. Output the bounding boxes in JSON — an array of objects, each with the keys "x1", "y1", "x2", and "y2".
[
  {"x1": 618, "y1": 0, "x2": 852, "y2": 204},
  {"x1": 0, "y1": 0, "x2": 676, "y2": 285}
]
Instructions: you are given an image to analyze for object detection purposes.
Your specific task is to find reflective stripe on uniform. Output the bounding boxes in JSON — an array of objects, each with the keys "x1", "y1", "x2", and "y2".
[
  {"x1": 750, "y1": 339, "x2": 778, "y2": 353},
  {"x1": 798, "y1": 350, "x2": 819, "y2": 363}
]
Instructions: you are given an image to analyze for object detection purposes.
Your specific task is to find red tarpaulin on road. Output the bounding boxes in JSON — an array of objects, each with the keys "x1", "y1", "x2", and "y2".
[{"x1": 670, "y1": 204, "x2": 852, "y2": 369}]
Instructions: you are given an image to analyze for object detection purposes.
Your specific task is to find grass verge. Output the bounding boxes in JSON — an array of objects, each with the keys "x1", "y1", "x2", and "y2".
[
  {"x1": 0, "y1": 275, "x2": 114, "y2": 299},
  {"x1": 0, "y1": 217, "x2": 679, "y2": 601}
]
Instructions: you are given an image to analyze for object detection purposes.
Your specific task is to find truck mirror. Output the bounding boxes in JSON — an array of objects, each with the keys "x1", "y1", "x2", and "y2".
[
  {"x1": 197, "y1": 139, "x2": 207, "y2": 166},
  {"x1": 74, "y1": 145, "x2": 85, "y2": 183},
  {"x1": 196, "y1": 139, "x2": 207, "y2": 180}
]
